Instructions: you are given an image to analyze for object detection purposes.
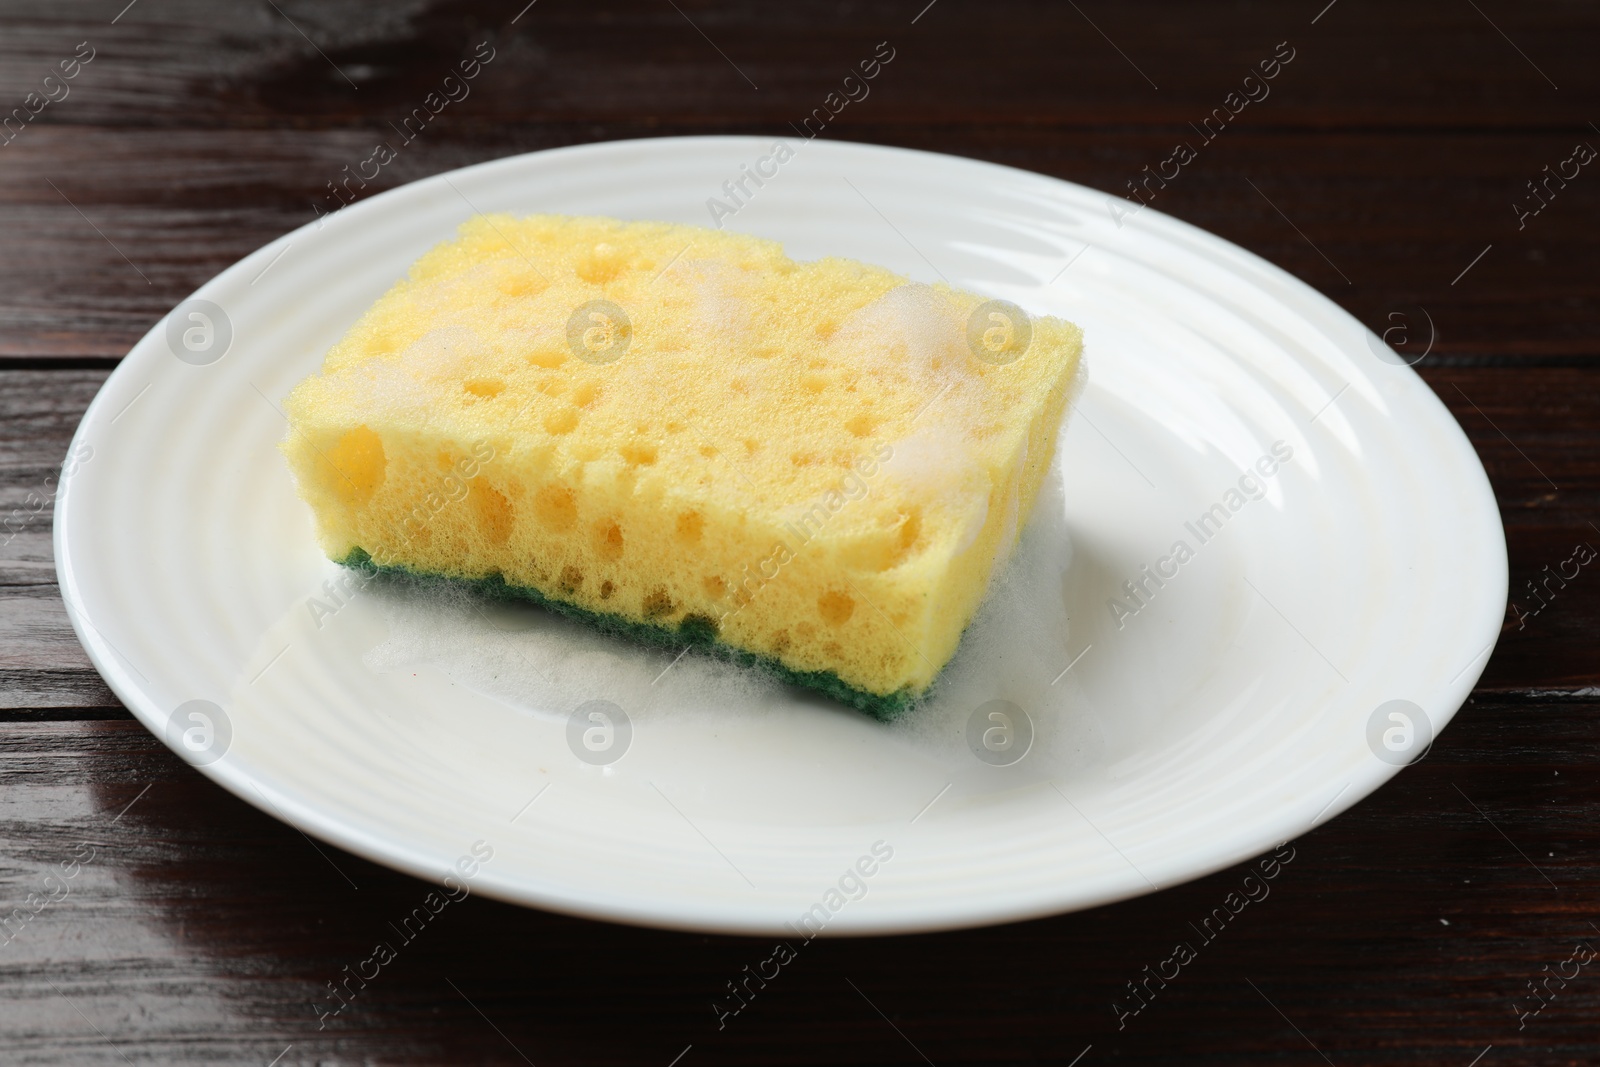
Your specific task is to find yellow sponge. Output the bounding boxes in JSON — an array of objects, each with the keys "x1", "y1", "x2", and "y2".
[{"x1": 280, "y1": 214, "x2": 1082, "y2": 716}]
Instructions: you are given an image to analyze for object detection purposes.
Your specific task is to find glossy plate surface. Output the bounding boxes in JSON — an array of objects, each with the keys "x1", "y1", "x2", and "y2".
[{"x1": 55, "y1": 136, "x2": 1506, "y2": 934}]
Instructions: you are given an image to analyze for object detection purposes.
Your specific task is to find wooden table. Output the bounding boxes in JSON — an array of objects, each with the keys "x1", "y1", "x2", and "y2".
[{"x1": 3, "y1": 1, "x2": 1597, "y2": 1063}]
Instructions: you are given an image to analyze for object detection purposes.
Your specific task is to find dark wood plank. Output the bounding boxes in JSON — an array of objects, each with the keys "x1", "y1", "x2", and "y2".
[
  {"x1": 1421, "y1": 367, "x2": 1600, "y2": 692},
  {"x1": 0, "y1": 1, "x2": 1596, "y2": 359},
  {"x1": 4, "y1": 124, "x2": 1597, "y2": 360},
  {"x1": 0, "y1": 370, "x2": 116, "y2": 709},
  {"x1": 2, "y1": 0, "x2": 1596, "y2": 128}
]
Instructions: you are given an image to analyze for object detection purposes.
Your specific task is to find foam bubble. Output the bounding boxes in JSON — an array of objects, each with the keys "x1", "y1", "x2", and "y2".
[{"x1": 830, "y1": 282, "x2": 965, "y2": 382}]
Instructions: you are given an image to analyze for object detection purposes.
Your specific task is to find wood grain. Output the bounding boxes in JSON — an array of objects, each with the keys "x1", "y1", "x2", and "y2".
[
  {"x1": 4, "y1": 123, "x2": 1597, "y2": 359},
  {"x1": 2, "y1": 0, "x2": 1598, "y2": 1063}
]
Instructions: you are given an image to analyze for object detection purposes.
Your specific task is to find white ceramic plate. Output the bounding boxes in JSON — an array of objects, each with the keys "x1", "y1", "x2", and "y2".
[{"x1": 56, "y1": 137, "x2": 1505, "y2": 935}]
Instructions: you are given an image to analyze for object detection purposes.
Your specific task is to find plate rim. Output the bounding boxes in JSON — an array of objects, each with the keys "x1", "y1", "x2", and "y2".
[{"x1": 53, "y1": 134, "x2": 1508, "y2": 935}]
